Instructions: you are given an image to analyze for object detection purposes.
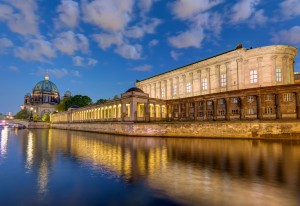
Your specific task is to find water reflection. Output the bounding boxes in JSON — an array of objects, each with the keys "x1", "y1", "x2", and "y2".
[
  {"x1": 0, "y1": 127, "x2": 8, "y2": 158},
  {"x1": 17, "y1": 129, "x2": 300, "y2": 205}
]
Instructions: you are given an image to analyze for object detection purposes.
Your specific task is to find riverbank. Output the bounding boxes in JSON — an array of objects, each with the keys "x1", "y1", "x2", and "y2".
[{"x1": 50, "y1": 120, "x2": 300, "y2": 139}]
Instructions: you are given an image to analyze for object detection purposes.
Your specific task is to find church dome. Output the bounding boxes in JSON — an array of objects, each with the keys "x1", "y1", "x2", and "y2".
[
  {"x1": 31, "y1": 72, "x2": 60, "y2": 104},
  {"x1": 125, "y1": 87, "x2": 144, "y2": 93},
  {"x1": 64, "y1": 90, "x2": 72, "y2": 97},
  {"x1": 33, "y1": 73, "x2": 59, "y2": 94}
]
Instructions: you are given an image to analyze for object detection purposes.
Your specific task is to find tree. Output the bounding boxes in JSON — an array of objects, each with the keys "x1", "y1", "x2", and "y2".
[
  {"x1": 96, "y1": 99, "x2": 107, "y2": 104},
  {"x1": 56, "y1": 95, "x2": 93, "y2": 112},
  {"x1": 42, "y1": 114, "x2": 50, "y2": 122},
  {"x1": 33, "y1": 114, "x2": 40, "y2": 121},
  {"x1": 14, "y1": 109, "x2": 30, "y2": 119}
]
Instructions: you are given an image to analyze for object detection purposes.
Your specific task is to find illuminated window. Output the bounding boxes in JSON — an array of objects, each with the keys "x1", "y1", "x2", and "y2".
[
  {"x1": 138, "y1": 103, "x2": 144, "y2": 117},
  {"x1": 265, "y1": 107, "x2": 272, "y2": 114},
  {"x1": 186, "y1": 82, "x2": 191, "y2": 93},
  {"x1": 265, "y1": 94, "x2": 272, "y2": 101},
  {"x1": 250, "y1": 70, "x2": 258, "y2": 83},
  {"x1": 219, "y1": 110, "x2": 225, "y2": 115},
  {"x1": 202, "y1": 78, "x2": 208, "y2": 90},
  {"x1": 231, "y1": 97, "x2": 238, "y2": 104},
  {"x1": 248, "y1": 108, "x2": 254, "y2": 114},
  {"x1": 173, "y1": 85, "x2": 177, "y2": 96},
  {"x1": 220, "y1": 74, "x2": 226, "y2": 87},
  {"x1": 161, "y1": 88, "x2": 165, "y2": 98},
  {"x1": 283, "y1": 93, "x2": 293, "y2": 102},
  {"x1": 276, "y1": 68, "x2": 282, "y2": 82},
  {"x1": 247, "y1": 96, "x2": 254, "y2": 103},
  {"x1": 232, "y1": 109, "x2": 239, "y2": 115}
]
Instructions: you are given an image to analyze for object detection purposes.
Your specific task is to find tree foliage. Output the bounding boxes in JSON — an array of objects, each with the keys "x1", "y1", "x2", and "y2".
[
  {"x1": 33, "y1": 114, "x2": 40, "y2": 121},
  {"x1": 42, "y1": 113, "x2": 50, "y2": 122},
  {"x1": 56, "y1": 95, "x2": 93, "y2": 112},
  {"x1": 14, "y1": 109, "x2": 30, "y2": 119},
  {"x1": 96, "y1": 99, "x2": 107, "y2": 104}
]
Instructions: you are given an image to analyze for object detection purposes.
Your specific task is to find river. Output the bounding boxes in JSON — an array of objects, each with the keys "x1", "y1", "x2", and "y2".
[{"x1": 0, "y1": 127, "x2": 300, "y2": 206}]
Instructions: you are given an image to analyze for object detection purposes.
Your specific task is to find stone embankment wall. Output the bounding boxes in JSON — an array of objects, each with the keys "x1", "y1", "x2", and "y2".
[
  {"x1": 28, "y1": 122, "x2": 50, "y2": 129},
  {"x1": 51, "y1": 121, "x2": 300, "y2": 138}
]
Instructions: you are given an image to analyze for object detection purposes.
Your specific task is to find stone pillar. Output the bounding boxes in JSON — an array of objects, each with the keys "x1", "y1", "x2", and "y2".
[
  {"x1": 271, "y1": 55, "x2": 277, "y2": 84},
  {"x1": 215, "y1": 65, "x2": 220, "y2": 93},
  {"x1": 236, "y1": 58, "x2": 243, "y2": 89},
  {"x1": 257, "y1": 57, "x2": 263, "y2": 86},
  {"x1": 256, "y1": 95, "x2": 262, "y2": 120},
  {"x1": 197, "y1": 70, "x2": 202, "y2": 95},
  {"x1": 213, "y1": 99, "x2": 217, "y2": 120},
  {"x1": 239, "y1": 96, "x2": 246, "y2": 120},
  {"x1": 225, "y1": 97, "x2": 230, "y2": 120},
  {"x1": 203, "y1": 100, "x2": 207, "y2": 120},
  {"x1": 275, "y1": 93, "x2": 282, "y2": 119},
  {"x1": 190, "y1": 72, "x2": 194, "y2": 96},
  {"x1": 296, "y1": 92, "x2": 300, "y2": 119},
  {"x1": 182, "y1": 74, "x2": 186, "y2": 98},
  {"x1": 226, "y1": 62, "x2": 230, "y2": 91},
  {"x1": 169, "y1": 78, "x2": 173, "y2": 99},
  {"x1": 207, "y1": 68, "x2": 211, "y2": 93},
  {"x1": 289, "y1": 58, "x2": 295, "y2": 83},
  {"x1": 282, "y1": 56, "x2": 288, "y2": 84}
]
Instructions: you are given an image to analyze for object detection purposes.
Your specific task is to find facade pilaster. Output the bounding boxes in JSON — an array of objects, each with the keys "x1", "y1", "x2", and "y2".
[
  {"x1": 275, "y1": 93, "x2": 282, "y2": 119},
  {"x1": 236, "y1": 58, "x2": 243, "y2": 89},
  {"x1": 215, "y1": 65, "x2": 220, "y2": 93}
]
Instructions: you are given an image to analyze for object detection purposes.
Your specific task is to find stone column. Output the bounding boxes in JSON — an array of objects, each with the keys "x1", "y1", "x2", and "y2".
[
  {"x1": 296, "y1": 92, "x2": 300, "y2": 119},
  {"x1": 203, "y1": 100, "x2": 207, "y2": 120},
  {"x1": 236, "y1": 58, "x2": 243, "y2": 89},
  {"x1": 239, "y1": 96, "x2": 246, "y2": 120},
  {"x1": 225, "y1": 97, "x2": 230, "y2": 120},
  {"x1": 197, "y1": 70, "x2": 202, "y2": 95},
  {"x1": 169, "y1": 78, "x2": 173, "y2": 99},
  {"x1": 207, "y1": 68, "x2": 211, "y2": 93},
  {"x1": 190, "y1": 72, "x2": 194, "y2": 96},
  {"x1": 275, "y1": 93, "x2": 281, "y2": 119},
  {"x1": 257, "y1": 57, "x2": 263, "y2": 86},
  {"x1": 289, "y1": 58, "x2": 295, "y2": 83},
  {"x1": 213, "y1": 99, "x2": 217, "y2": 120},
  {"x1": 182, "y1": 74, "x2": 186, "y2": 98},
  {"x1": 215, "y1": 65, "x2": 220, "y2": 93},
  {"x1": 282, "y1": 56, "x2": 288, "y2": 84},
  {"x1": 226, "y1": 62, "x2": 230, "y2": 91},
  {"x1": 271, "y1": 55, "x2": 277, "y2": 84},
  {"x1": 256, "y1": 95, "x2": 262, "y2": 120}
]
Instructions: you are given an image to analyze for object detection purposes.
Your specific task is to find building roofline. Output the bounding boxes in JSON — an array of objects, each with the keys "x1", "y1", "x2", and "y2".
[{"x1": 137, "y1": 47, "x2": 240, "y2": 83}]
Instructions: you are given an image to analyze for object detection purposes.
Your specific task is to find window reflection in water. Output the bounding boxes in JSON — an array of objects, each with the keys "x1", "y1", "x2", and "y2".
[{"x1": 21, "y1": 129, "x2": 300, "y2": 206}]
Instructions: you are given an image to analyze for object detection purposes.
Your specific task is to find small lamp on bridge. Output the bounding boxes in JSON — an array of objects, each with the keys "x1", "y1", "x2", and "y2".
[{"x1": 29, "y1": 107, "x2": 33, "y2": 122}]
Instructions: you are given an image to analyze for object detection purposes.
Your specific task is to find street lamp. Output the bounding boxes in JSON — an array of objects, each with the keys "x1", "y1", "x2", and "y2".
[{"x1": 29, "y1": 107, "x2": 33, "y2": 121}]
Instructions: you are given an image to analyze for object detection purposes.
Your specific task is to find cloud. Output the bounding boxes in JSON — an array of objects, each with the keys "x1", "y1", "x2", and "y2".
[
  {"x1": 138, "y1": 0, "x2": 154, "y2": 15},
  {"x1": 55, "y1": 0, "x2": 80, "y2": 29},
  {"x1": 148, "y1": 39, "x2": 158, "y2": 47},
  {"x1": 54, "y1": 31, "x2": 89, "y2": 55},
  {"x1": 230, "y1": 0, "x2": 260, "y2": 23},
  {"x1": 280, "y1": 0, "x2": 300, "y2": 19},
  {"x1": 93, "y1": 33, "x2": 123, "y2": 50},
  {"x1": 124, "y1": 18, "x2": 161, "y2": 39},
  {"x1": 168, "y1": 29, "x2": 205, "y2": 48},
  {"x1": 72, "y1": 56, "x2": 98, "y2": 67},
  {"x1": 271, "y1": 26, "x2": 300, "y2": 45},
  {"x1": 0, "y1": 37, "x2": 13, "y2": 53},
  {"x1": 0, "y1": 0, "x2": 39, "y2": 35},
  {"x1": 168, "y1": 0, "x2": 222, "y2": 48},
  {"x1": 37, "y1": 67, "x2": 80, "y2": 78},
  {"x1": 171, "y1": 0, "x2": 223, "y2": 19},
  {"x1": 115, "y1": 43, "x2": 142, "y2": 59},
  {"x1": 82, "y1": 0, "x2": 134, "y2": 32},
  {"x1": 250, "y1": 9, "x2": 267, "y2": 27},
  {"x1": 130, "y1": 65, "x2": 152, "y2": 72},
  {"x1": 8, "y1": 66, "x2": 19, "y2": 72},
  {"x1": 14, "y1": 39, "x2": 56, "y2": 62},
  {"x1": 170, "y1": 50, "x2": 182, "y2": 60}
]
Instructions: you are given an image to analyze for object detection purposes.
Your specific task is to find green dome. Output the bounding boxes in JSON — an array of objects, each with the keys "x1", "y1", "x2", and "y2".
[{"x1": 33, "y1": 80, "x2": 59, "y2": 93}]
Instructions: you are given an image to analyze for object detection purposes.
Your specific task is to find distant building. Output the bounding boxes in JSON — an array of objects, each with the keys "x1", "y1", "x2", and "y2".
[{"x1": 21, "y1": 72, "x2": 71, "y2": 118}]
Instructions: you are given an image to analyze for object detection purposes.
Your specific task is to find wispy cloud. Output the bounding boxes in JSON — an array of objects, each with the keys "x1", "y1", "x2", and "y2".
[
  {"x1": 170, "y1": 50, "x2": 182, "y2": 60},
  {"x1": 271, "y1": 26, "x2": 300, "y2": 45},
  {"x1": 55, "y1": 0, "x2": 80, "y2": 29},
  {"x1": 0, "y1": 37, "x2": 13, "y2": 53},
  {"x1": 280, "y1": 0, "x2": 300, "y2": 19},
  {"x1": 8, "y1": 66, "x2": 19, "y2": 72},
  {"x1": 72, "y1": 56, "x2": 98, "y2": 67},
  {"x1": 36, "y1": 67, "x2": 80, "y2": 78},
  {"x1": 115, "y1": 43, "x2": 142, "y2": 59},
  {"x1": 130, "y1": 65, "x2": 152, "y2": 72}
]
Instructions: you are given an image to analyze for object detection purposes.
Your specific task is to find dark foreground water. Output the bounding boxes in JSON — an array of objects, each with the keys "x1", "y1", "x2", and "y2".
[{"x1": 0, "y1": 128, "x2": 300, "y2": 206}]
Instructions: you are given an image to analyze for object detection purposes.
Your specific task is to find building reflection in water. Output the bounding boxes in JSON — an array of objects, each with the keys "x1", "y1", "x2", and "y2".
[
  {"x1": 0, "y1": 127, "x2": 9, "y2": 158},
  {"x1": 20, "y1": 129, "x2": 300, "y2": 206}
]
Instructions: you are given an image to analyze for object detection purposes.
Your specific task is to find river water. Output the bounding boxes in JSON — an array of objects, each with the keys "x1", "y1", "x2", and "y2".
[{"x1": 0, "y1": 127, "x2": 300, "y2": 206}]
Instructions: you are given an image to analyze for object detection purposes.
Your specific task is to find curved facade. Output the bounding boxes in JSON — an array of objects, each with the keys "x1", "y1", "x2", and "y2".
[{"x1": 136, "y1": 45, "x2": 297, "y2": 99}]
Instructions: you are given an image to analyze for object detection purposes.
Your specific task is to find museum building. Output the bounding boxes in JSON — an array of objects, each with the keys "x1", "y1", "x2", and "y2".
[{"x1": 51, "y1": 44, "x2": 300, "y2": 123}]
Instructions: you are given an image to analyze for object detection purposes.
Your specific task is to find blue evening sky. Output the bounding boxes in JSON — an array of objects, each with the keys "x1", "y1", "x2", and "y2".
[{"x1": 0, "y1": 0, "x2": 300, "y2": 115}]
